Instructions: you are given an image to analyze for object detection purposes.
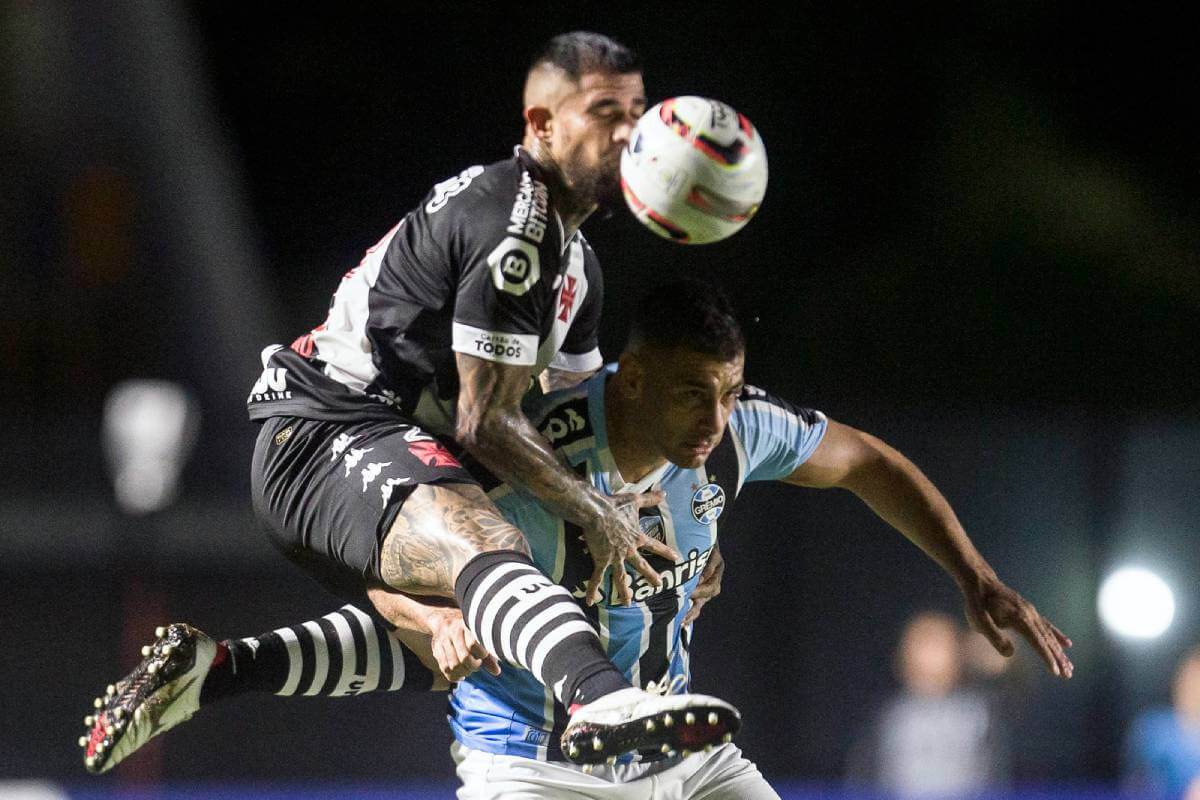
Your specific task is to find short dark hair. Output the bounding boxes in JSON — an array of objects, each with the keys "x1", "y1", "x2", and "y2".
[
  {"x1": 627, "y1": 280, "x2": 745, "y2": 361},
  {"x1": 530, "y1": 32, "x2": 640, "y2": 81}
]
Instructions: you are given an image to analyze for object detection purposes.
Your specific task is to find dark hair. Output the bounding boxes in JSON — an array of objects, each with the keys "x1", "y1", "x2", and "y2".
[
  {"x1": 530, "y1": 32, "x2": 640, "y2": 81},
  {"x1": 627, "y1": 280, "x2": 745, "y2": 361}
]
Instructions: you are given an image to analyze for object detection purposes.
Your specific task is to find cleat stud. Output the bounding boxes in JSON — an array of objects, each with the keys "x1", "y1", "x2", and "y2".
[
  {"x1": 106, "y1": 684, "x2": 115, "y2": 696},
  {"x1": 722, "y1": 733, "x2": 732, "y2": 743},
  {"x1": 84, "y1": 715, "x2": 94, "y2": 726},
  {"x1": 86, "y1": 756, "x2": 95, "y2": 769},
  {"x1": 668, "y1": 749, "x2": 677, "y2": 757},
  {"x1": 606, "y1": 756, "x2": 616, "y2": 766},
  {"x1": 705, "y1": 744, "x2": 714, "y2": 753},
  {"x1": 147, "y1": 662, "x2": 159, "y2": 675},
  {"x1": 162, "y1": 644, "x2": 174, "y2": 656},
  {"x1": 93, "y1": 697, "x2": 103, "y2": 709},
  {"x1": 78, "y1": 736, "x2": 88, "y2": 747},
  {"x1": 682, "y1": 749, "x2": 691, "y2": 757},
  {"x1": 582, "y1": 765, "x2": 593, "y2": 774},
  {"x1": 568, "y1": 744, "x2": 579, "y2": 758},
  {"x1": 155, "y1": 626, "x2": 165, "y2": 637},
  {"x1": 663, "y1": 713, "x2": 673, "y2": 728},
  {"x1": 105, "y1": 725, "x2": 114, "y2": 736},
  {"x1": 592, "y1": 735, "x2": 603, "y2": 752},
  {"x1": 685, "y1": 712, "x2": 695, "y2": 725},
  {"x1": 141, "y1": 645, "x2": 152, "y2": 657},
  {"x1": 661, "y1": 743, "x2": 671, "y2": 754},
  {"x1": 644, "y1": 719, "x2": 656, "y2": 732},
  {"x1": 708, "y1": 712, "x2": 719, "y2": 726}
]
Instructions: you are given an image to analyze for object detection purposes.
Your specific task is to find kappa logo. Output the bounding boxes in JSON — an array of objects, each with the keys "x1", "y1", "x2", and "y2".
[
  {"x1": 487, "y1": 236, "x2": 540, "y2": 296},
  {"x1": 361, "y1": 461, "x2": 393, "y2": 492},
  {"x1": 425, "y1": 165, "x2": 484, "y2": 214},
  {"x1": 343, "y1": 447, "x2": 373, "y2": 476},
  {"x1": 330, "y1": 433, "x2": 358, "y2": 461},
  {"x1": 248, "y1": 367, "x2": 291, "y2": 402},
  {"x1": 380, "y1": 476, "x2": 411, "y2": 507},
  {"x1": 691, "y1": 483, "x2": 726, "y2": 524}
]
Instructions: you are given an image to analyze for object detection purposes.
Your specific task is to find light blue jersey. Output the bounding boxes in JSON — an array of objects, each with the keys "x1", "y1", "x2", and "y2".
[{"x1": 448, "y1": 366, "x2": 827, "y2": 761}]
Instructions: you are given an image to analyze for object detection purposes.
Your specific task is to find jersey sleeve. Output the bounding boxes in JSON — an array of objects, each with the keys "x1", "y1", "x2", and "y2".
[
  {"x1": 549, "y1": 244, "x2": 603, "y2": 373},
  {"x1": 730, "y1": 385, "x2": 828, "y2": 484},
  {"x1": 447, "y1": 168, "x2": 560, "y2": 369}
]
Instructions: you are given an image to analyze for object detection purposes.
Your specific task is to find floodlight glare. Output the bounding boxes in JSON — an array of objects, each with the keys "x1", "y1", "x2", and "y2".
[{"x1": 1098, "y1": 566, "x2": 1175, "y2": 640}]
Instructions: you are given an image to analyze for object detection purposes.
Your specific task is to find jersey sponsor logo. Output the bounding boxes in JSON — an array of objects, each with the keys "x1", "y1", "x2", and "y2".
[
  {"x1": 408, "y1": 439, "x2": 461, "y2": 468},
  {"x1": 506, "y1": 170, "x2": 550, "y2": 244},
  {"x1": 539, "y1": 407, "x2": 586, "y2": 443},
  {"x1": 639, "y1": 515, "x2": 665, "y2": 543},
  {"x1": 425, "y1": 165, "x2": 484, "y2": 213},
  {"x1": 452, "y1": 324, "x2": 538, "y2": 366},
  {"x1": 573, "y1": 545, "x2": 714, "y2": 604},
  {"x1": 557, "y1": 275, "x2": 578, "y2": 322},
  {"x1": 248, "y1": 367, "x2": 291, "y2": 402},
  {"x1": 691, "y1": 483, "x2": 726, "y2": 524},
  {"x1": 487, "y1": 236, "x2": 540, "y2": 296}
]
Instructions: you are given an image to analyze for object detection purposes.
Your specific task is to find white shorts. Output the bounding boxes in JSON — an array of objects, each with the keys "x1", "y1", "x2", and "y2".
[{"x1": 451, "y1": 740, "x2": 780, "y2": 800}]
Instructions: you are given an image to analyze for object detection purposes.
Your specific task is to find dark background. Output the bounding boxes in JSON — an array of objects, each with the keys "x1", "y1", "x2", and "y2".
[{"x1": 2, "y1": 0, "x2": 1197, "y2": 790}]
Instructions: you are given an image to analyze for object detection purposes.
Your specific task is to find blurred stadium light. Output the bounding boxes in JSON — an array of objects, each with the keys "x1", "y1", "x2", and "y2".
[
  {"x1": 103, "y1": 380, "x2": 199, "y2": 515},
  {"x1": 1099, "y1": 566, "x2": 1176, "y2": 641}
]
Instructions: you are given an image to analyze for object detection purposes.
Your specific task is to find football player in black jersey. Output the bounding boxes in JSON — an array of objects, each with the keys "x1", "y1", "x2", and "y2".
[{"x1": 81, "y1": 32, "x2": 741, "y2": 773}]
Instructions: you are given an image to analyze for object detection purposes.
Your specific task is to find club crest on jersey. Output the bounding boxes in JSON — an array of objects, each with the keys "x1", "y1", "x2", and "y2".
[
  {"x1": 639, "y1": 515, "x2": 665, "y2": 543},
  {"x1": 691, "y1": 483, "x2": 726, "y2": 524},
  {"x1": 408, "y1": 439, "x2": 461, "y2": 469}
]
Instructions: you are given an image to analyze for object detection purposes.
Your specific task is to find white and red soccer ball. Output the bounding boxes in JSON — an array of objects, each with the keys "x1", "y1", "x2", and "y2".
[{"x1": 620, "y1": 96, "x2": 768, "y2": 245}]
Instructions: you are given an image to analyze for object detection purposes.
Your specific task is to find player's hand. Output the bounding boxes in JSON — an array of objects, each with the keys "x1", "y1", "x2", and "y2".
[
  {"x1": 683, "y1": 543, "x2": 725, "y2": 625},
  {"x1": 583, "y1": 489, "x2": 678, "y2": 606},
  {"x1": 427, "y1": 607, "x2": 501, "y2": 683},
  {"x1": 960, "y1": 571, "x2": 1074, "y2": 679}
]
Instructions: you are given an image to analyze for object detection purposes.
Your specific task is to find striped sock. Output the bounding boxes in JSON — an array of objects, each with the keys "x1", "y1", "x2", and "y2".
[
  {"x1": 455, "y1": 550, "x2": 628, "y2": 707},
  {"x1": 199, "y1": 604, "x2": 431, "y2": 703}
]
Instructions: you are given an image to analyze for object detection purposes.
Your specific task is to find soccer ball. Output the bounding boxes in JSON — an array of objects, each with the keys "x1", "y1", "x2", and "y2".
[{"x1": 620, "y1": 96, "x2": 768, "y2": 244}]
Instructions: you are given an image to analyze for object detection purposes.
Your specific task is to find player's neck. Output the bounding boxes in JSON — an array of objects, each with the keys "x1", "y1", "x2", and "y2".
[
  {"x1": 525, "y1": 142, "x2": 596, "y2": 239},
  {"x1": 604, "y1": 378, "x2": 667, "y2": 484}
]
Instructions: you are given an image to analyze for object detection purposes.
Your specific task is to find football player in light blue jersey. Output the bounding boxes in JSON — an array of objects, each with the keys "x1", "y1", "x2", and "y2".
[{"x1": 83, "y1": 280, "x2": 1073, "y2": 798}]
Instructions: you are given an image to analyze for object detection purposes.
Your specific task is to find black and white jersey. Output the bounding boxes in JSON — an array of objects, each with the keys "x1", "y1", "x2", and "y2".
[{"x1": 246, "y1": 147, "x2": 603, "y2": 435}]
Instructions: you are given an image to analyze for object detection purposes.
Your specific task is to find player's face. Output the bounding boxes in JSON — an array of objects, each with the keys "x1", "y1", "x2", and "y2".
[
  {"x1": 641, "y1": 347, "x2": 745, "y2": 469},
  {"x1": 551, "y1": 70, "x2": 645, "y2": 207}
]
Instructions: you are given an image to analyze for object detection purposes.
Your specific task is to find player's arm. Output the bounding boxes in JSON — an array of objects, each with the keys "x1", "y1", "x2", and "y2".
[
  {"x1": 783, "y1": 420, "x2": 1074, "y2": 679},
  {"x1": 367, "y1": 585, "x2": 499, "y2": 686},
  {"x1": 455, "y1": 353, "x2": 674, "y2": 604}
]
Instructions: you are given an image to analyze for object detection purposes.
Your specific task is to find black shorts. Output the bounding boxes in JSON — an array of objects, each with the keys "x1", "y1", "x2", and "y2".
[{"x1": 251, "y1": 415, "x2": 481, "y2": 603}]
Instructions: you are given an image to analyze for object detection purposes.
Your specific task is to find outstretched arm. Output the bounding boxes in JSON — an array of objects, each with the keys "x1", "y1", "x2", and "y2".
[
  {"x1": 785, "y1": 420, "x2": 1074, "y2": 678},
  {"x1": 455, "y1": 353, "x2": 675, "y2": 604}
]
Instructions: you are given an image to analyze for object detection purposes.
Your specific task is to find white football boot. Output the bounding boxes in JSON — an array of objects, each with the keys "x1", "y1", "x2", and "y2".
[
  {"x1": 560, "y1": 675, "x2": 741, "y2": 765},
  {"x1": 80, "y1": 623, "x2": 217, "y2": 774}
]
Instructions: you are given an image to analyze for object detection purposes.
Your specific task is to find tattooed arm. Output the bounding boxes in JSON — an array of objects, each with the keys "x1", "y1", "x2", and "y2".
[{"x1": 455, "y1": 353, "x2": 675, "y2": 604}]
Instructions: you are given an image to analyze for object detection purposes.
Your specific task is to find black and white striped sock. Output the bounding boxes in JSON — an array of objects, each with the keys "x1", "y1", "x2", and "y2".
[
  {"x1": 455, "y1": 550, "x2": 628, "y2": 707},
  {"x1": 199, "y1": 604, "x2": 431, "y2": 703}
]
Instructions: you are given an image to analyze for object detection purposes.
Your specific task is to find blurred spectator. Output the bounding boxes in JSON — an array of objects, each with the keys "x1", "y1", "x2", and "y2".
[
  {"x1": 847, "y1": 611, "x2": 1012, "y2": 798},
  {"x1": 1124, "y1": 647, "x2": 1200, "y2": 800}
]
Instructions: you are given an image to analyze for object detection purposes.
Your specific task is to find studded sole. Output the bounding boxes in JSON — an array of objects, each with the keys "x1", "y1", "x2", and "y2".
[
  {"x1": 560, "y1": 703, "x2": 741, "y2": 765},
  {"x1": 80, "y1": 623, "x2": 200, "y2": 774}
]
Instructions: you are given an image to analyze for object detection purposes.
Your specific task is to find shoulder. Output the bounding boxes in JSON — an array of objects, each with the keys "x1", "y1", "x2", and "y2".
[{"x1": 730, "y1": 385, "x2": 826, "y2": 435}]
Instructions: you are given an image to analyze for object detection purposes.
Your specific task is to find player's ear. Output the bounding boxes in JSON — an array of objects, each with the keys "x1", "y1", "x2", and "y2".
[
  {"x1": 524, "y1": 106, "x2": 553, "y2": 144},
  {"x1": 616, "y1": 352, "x2": 645, "y2": 400}
]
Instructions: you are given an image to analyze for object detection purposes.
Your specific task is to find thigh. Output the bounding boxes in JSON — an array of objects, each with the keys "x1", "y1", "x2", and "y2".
[
  {"x1": 378, "y1": 481, "x2": 531, "y2": 595},
  {"x1": 453, "y1": 743, "x2": 653, "y2": 800},
  {"x1": 679, "y1": 745, "x2": 780, "y2": 800},
  {"x1": 251, "y1": 415, "x2": 482, "y2": 601}
]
